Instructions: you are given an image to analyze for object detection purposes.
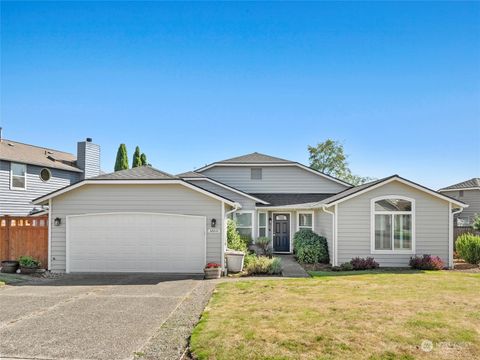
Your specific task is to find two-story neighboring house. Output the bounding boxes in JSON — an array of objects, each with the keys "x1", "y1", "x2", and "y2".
[
  {"x1": 33, "y1": 152, "x2": 466, "y2": 273},
  {"x1": 439, "y1": 178, "x2": 480, "y2": 226},
  {"x1": 0, "y1": 136, "x2": 100, "y2": 215}
]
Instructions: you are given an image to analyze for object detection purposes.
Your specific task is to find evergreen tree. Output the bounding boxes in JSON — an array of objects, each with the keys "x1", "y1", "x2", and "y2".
[
  {"x1": 140, "y1": 153, "x2": 147, "y2": 166},
  {"x1": 114, "y1": 144, "x2": 129, "y2": 171},
  {"x1": 132, "y1": 146, "x2": 142, "y2": 168}
]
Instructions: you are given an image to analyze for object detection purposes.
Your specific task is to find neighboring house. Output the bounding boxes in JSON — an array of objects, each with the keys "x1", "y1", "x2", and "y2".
[
  {"x1": 33, "y1": 152, "x2": 466, "y2": 273},
  {"x1": 0, "y1": 136, "x2": 100, "y2": 215},
  {"x1": 439, "y1": 178, "x2": 480, "y2": 226}
]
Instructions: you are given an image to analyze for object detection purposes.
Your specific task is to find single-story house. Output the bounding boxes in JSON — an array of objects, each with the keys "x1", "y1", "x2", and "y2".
[{"x1": 33, "y1": 152, "x2": 467, "y2": 273}]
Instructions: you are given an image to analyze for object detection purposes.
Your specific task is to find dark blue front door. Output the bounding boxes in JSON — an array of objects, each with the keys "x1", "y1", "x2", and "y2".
[{"x1": 273, "y1": 214, "x2": 290, "y2": 252}]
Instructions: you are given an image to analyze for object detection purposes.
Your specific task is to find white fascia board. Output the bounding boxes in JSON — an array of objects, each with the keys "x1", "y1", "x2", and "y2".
[
  {"x1": 326, "y1": 177, "x2": 468, "y2": 208},
  {"x1": 439, "y1": 187, "x2": 480, "y2": 192},
  {"x1": 184, "y1": 177, "x2": 270, "y2": 204},
  {"x1": 195, "y1": 162, "x2": 351, "y2": 187}
]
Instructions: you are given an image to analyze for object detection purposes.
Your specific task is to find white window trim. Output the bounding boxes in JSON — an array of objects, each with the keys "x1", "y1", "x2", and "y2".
[
  {"x1": 250, "y1": 167, "x2": 263, "y2": 180},
  {"x1": 257, "y1": 211, "x2": 267, "y2": 238},
  {"x1": 370, "y1": 195, "x2": 416, "y2": 254},
  {"x1": 234, "y1": 210, "x2": 255, "y2": 241},
  {"x1": 297, "y1": 211, "x2": 314, "y2": 231},
  {"x1": 10, "y1": 162, "x2": 27, "y2": 190}
]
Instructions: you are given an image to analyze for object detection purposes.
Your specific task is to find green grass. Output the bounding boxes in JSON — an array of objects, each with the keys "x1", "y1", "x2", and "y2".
[
  {"x1": 0, "y1": 273, "x2": 27, "y2": 285},
  {"x1": 190, "y1": 271, "x2": 480, "y2": 360}
]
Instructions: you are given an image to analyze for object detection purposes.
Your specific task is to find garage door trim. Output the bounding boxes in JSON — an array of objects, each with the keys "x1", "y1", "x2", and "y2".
[{"x1": 65, "y1": 212, "x2": 207, "y2": 273}]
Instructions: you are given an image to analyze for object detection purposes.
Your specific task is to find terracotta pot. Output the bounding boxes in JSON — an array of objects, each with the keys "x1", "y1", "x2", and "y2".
[
  {"x1": 20, "y1": 266, "x2": 38, "y2": 275},
  {"x1": 204, "y1": 267, "x2": 222, "y2": 279},
  {"x1": 1, "y1": 260, "x2": 19, "y2": 274}
]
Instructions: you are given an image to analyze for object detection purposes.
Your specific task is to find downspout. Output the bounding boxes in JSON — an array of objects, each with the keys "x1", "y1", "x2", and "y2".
[
  {"x1": 322, "y1": 205, "x2": 336, "y2": 266},
  {"x1": 450, "y1": 205, "x2": 464, "y2": 269}
]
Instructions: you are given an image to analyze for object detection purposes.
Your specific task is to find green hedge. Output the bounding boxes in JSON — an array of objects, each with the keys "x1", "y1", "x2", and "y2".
[
  {"x1": 293, "y1": 229, "x2": 329, "y2": 264},
  {"x1": 456, "y1": 233, "x2": 480, "y2": 265}
]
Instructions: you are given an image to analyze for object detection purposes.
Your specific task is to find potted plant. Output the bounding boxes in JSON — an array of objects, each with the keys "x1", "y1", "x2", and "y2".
[
  {"x1": 225, "y1": 250, "x2": 245, "y2": 272},
  {"x1": 204, "y1": 262, "x2": 222, "y2": 279},
  {"x1": 1, "y1": 260, "x2": 19, "y2": 274},
  {"x1": 18, "y1": 256, "x2": 41, "y2": 274}
]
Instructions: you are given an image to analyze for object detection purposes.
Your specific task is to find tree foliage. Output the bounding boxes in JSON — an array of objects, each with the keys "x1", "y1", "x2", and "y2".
[
  {"x1": 114, "y1": 144, "x2": 129, "y2": 171},
  {"x1": 140, "y1": 153, "x2": 148, "y2": 166},
  {"x1": 132, "y1": 146, "x2": 142, "y2": 168},
  {"x1": 308, "y1": 139, "x2": 373, "y2": 186}
]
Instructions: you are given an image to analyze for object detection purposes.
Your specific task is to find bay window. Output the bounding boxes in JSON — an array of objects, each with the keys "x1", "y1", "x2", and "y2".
[{"x1": 372, "y1": 197, "x2": 414, "y2": 253}]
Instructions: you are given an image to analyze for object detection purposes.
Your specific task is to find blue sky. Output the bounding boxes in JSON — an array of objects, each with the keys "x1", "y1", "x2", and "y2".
[{"x1": 1, "y1": 1, "x2": 479, "y2": 189}]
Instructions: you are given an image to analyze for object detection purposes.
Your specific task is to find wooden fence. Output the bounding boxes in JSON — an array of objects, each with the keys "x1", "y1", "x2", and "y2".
[{"x1": 0, "y1": 216, "x2": 48, "y2": 269}]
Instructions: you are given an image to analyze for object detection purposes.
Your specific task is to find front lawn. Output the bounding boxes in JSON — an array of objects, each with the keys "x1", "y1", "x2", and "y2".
[{"x1": 191, "y1": 271, "x2": 480, "y2": 359}]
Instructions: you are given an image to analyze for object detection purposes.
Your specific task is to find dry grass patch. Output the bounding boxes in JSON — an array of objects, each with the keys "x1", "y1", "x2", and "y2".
[{"x1": 190, "y1": 271, "x2": 480, "y2": 360}]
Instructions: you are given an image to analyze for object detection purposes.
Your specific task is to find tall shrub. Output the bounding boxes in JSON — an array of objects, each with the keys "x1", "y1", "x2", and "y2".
[
  {"x1": 227, "y1": 219, "x2": 248, "y2": 253},
  {"x1": 473, "y1": 215, "x2": 480, "y2": 231},
  {"x1": 132, "y1": 146, "x2": 142, "y2": 168},
  {"x1": 114, "y1": 144, "x2": 129, "y2": 171},
  {"x1": 456, "y1": 233, "x2": 480, "y2": 265},
  {"x1": 293, "y1": 229, "x2": 329, "y2": 264},
  {"x1": 140, "y1": 153, "x2": 148, "y2": 166}
]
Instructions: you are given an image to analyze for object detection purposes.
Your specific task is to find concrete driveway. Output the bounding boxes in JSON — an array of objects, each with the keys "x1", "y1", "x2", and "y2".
[{"x1": 0, "y1": 274, "x2": 215, "y2": 360}]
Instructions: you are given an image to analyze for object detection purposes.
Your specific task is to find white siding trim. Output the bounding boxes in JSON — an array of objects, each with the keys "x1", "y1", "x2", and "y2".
[
  {"x1": 296, "y1": 211, "x2": 314, "y2": 232},
  {"x1": 440, "y1": 187, "x2": 480, "y2": 192},
  {"x1": 370, "y1": 195, "x2": 416, "y2": 255},
  {"x1": 327, "y1": 176, "x2": 467, "y2": 208}
]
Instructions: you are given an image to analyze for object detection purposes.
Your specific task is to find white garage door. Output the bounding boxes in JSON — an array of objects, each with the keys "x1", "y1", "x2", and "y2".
[{"x1": 66, "y1": 212, "x2": 206, "y2": 273}]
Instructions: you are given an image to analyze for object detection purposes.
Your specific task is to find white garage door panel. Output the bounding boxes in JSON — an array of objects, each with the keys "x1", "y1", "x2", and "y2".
[{"x1": 67, "y1": 213, "x2": 206, "y2": 273}]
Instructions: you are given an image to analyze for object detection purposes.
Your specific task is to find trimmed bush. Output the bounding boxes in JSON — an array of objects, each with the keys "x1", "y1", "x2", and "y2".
[
  {"x1": 244, "y1": 256, "x2": 282, "y2": 275},
  {"x1": 456, "y1": 233, "x2": 480, "y2": 265},
  {"x1": 350, "y1": 257, "x2": 379, "y2": 270},
  {"x1": 473, "y1": 215, "x2": 480, "y2": 231},
  {"x1": 409, "y1": 254, "x2": 445, "y2": 270},
  {"x1": 293, "y1": 229, "x2": 329, "y2": 264},
  {"x1": 227, "y1": 219, "x2": 248, "y2": 253},
  {"x1": 340, "y1": 262, "x2": 354, "y2": 271}
]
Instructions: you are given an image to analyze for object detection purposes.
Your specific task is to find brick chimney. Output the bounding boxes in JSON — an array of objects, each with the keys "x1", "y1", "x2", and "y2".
[{"x1": 77, "y1": 138, "x2": 100, "y2": 179}]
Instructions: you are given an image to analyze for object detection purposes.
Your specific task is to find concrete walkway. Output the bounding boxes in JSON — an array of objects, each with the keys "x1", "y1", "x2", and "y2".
[{"x1": 278, "y1": 255, "x2": 310, "y2": 278}]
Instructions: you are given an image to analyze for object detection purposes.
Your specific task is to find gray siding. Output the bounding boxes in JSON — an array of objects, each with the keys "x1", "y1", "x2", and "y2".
[
  {"x1": 201, "y1": 165, "x2": 347, "y2": 194},
  {"x1": 336, "y1": 180, "x2": 450, "y2": 267},
  {"x1": 50, "y1": 184, "x2": 223, "y2": 272},
  {"x1": 0, "y1": 160, "x2": 80, "y2": 215},
  {"x1": 77, "y1": 141, "x2": 101, "y2": 179},
  {"x1": 188, "y1": 179, "x2": 257, "y2": 210},
  {"x1": 441, "y1": 189, "x2": 480, "y2": 225},
  {"x1": 316, "y1": 209, "x2": 334, "y2": 264}
]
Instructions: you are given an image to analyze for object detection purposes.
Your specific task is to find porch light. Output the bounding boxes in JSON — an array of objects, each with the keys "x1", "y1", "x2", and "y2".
[
  {"x1": 54, "y1": 217, "x2": 62, "y2": 226},
  {"x1": 211, "y1": 218, "x2": 217, "y2": 228}
]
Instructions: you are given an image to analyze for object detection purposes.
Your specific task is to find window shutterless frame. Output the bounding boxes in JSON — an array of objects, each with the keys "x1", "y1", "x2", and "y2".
[
  {"x1": 10, "y1": 162, "x2": 27, "y2": 190},
  {"x1": 234, "y1": 210, "x2": 255, "y2": 241},
  {"x1": 257, "y1": 211, "x2": 267, "y2": 238},
  {"x1": 297, "y1": 211, "x2": 314, "y2": 231},
  {"x1": 370, "y1": 195, "x2": 415, "y2": 254}
]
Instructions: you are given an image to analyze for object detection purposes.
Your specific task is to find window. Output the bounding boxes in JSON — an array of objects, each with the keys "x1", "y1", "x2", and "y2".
[
  {"x1": 11, "y1": 163, "x2": 27, "y2": 190},
  {"x1": 40, "y1": 168, "x2": 51, "y2": 182},
  {"x1": 234, "y1": 211, "x2": 254, "y2": 241},
  {"x1": 258, "y1": 212, "x2": 267, "y2": 237},
  {"x1": 459, "y1": 190, "x2": 464, "y2": 197},
  {"x1": 251, "y1": 168, "x2": 262, "y2": 180},
  {"x1": 372, "y1": 196, "x2": 414, "y2": 253},
  {"x1": 297, "y1": 212, "x2": 314, "y2": 231}
]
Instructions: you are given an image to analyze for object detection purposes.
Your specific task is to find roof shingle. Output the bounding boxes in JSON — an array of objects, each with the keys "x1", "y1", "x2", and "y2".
[
  {"x1": 91, "y1": 166, "x2": 177, "y2": 180},
  {"x1": 439, "y1": 178, "x2": 480, "y2": 191},
  {"x1": 217, "y1": 152, "x2": 293, "y2": 164}
]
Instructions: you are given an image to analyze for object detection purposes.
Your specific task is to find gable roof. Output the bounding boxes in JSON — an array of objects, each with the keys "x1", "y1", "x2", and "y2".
[
  {"x1": 321, "y1": 175, "x2": 467, "y2": 208},
  {"x1": 439, "y1": 178, "x2": 480, "y2": 191},
  {"x1": 91, "y1": 166, "x2": 177, "y2": 180},
  {"x1": 219, "y1": 152, "x2": 293, "y2": 164},
  {"x1": 195, "y1": 152, "x2": 352, "y2": 187},
  {"x1": 176, "y1": 171, "x2": 207, "y2": 178},
  {"x1": 0, "y1": 139, "x2": 82, "y2": 172},
  {"x1": 33, "y1": 166, "x2": 238, "y2": 206}
]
